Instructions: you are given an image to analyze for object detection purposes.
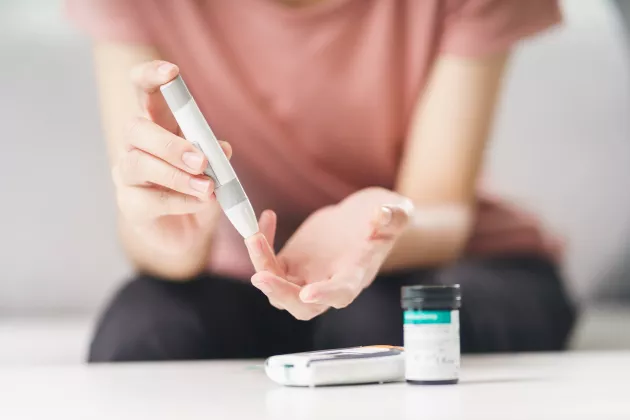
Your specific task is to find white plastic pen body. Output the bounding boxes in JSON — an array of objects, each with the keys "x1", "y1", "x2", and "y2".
[{"x1": 160, "y1": 75, "x2": 259, "y2": 238}]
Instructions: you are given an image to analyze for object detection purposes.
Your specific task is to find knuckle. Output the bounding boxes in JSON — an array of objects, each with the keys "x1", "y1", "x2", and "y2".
[
  {"x1": 159, "y1": 134, "x2": 190, "y2": 164},
  {"x1": 166, "y1": 167, "x2": 187, "y2": 190},
  {"x1": 120, "y1": 148, "x2": 143, "y2": 182},
  {"x1": 181, "y1": 192, "x2": 192, "y2": 206},
  {"x1": 123, "y1": 116, "x2": 146, "y2": 146},
  {"x1": 162, "y1": 135, "x2": 177, "y2": 155}
]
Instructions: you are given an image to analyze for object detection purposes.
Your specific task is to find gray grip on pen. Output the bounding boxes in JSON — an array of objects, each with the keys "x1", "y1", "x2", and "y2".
[
  {"x1": 161, "y1": 75, "x2": 192, "y2": 112},
  {"x1": 161, "y1": 77, "x2": 222, "y2": 184},
  {"x1": 189, "y1": 142, "x2": 220, "y2": 185},
  {"x1": 215, "y1": 179, "x2": 248, "y2": 210}
]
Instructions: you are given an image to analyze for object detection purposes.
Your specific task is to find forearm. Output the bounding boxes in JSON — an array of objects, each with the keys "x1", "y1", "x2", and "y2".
[{"x1": 386, "y1": 53, "x2": 509, "y2": 270}]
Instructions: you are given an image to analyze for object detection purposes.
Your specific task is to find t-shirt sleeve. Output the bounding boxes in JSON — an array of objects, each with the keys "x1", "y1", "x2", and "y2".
[
  {"x1": 440, "y1": 0, "x2": 562, "y2": 57},
  {"x1": 65, "y1": 0, "x2": 152, "y2": 44}
]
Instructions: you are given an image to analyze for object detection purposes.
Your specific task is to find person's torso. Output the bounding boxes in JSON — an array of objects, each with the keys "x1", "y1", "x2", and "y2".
[{"x1": 135, "y1": 0, "x2": 445, "y2": 276}]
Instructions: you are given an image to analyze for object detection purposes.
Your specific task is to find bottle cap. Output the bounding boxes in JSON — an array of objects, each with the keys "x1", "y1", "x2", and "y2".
[{"x1": 401, "y1": 285, "x2": 461, "y2": 310}]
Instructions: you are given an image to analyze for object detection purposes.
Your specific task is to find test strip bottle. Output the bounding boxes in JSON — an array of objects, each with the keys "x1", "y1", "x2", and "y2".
[{"x1": 401, "y1": 285, "x2": 462, "y2": 385}]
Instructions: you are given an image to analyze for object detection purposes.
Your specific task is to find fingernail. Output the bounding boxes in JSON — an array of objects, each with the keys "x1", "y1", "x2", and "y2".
[
  {"x1": 253, "y1": 279, "x2": 273, "y2": 295},
  {"x1": 379, "y1": 206, "x2": 393, "y2": 227},
  {"x1": 189, "y1": 177, "x2": 211, "y2": 193},
  {"x1": 158, "y1": 62, "x2": 175, "y2": 75},
  {"x1": 182, "y1": 152, "x2": 205, "y2": 172}
]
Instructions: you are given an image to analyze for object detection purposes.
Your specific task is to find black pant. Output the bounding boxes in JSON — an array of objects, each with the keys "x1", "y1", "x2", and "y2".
[{"x1": 88, "y1": 256, "x2": 577, "y2": 362}]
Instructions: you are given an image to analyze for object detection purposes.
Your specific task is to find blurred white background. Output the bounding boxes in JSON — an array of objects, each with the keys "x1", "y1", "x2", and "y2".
[
  {"x1": 0, "y1": 0, "x2": 130, "y2": 315},
  {"x1": 0, "y1": 0, "x2": 629, "y2": 363}
]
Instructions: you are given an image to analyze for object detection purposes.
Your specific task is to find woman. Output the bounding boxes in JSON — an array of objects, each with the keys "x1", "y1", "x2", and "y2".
[{"x1": 67, "y1": 0, "x2": 576, "y2": 362}]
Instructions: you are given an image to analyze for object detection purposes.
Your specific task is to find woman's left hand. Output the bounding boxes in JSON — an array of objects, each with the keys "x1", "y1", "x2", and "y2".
[{"x1": 245, "y1": 188, "x2": 411, "y2": 320}]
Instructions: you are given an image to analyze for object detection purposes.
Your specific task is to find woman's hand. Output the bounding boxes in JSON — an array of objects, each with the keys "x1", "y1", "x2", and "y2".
[
  {"x1": 246, "y1": 188, "x2": 412, "y2": 320},
  {"x1": 112, "y1": 60, "x2": 232, "y2": 253}
]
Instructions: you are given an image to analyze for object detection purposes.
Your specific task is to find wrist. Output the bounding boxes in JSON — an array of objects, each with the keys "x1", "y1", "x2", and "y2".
[{"x1": 382, "y1": 204, "x2": 473, "y2": 271}]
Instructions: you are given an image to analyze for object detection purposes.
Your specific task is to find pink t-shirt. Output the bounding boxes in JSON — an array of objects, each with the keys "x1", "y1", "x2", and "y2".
[{"x1": 67, "y1": 0, "x2": 563, "y2": 279}]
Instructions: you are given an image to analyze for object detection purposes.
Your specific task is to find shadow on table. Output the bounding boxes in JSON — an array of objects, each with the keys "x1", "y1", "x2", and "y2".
[{"x1": 460, "y1": 376, "x2": 546, "y2": 385}]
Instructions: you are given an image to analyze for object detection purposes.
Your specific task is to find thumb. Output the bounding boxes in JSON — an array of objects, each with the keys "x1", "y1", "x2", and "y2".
[
  {"x1": 369, "y1": 203, "x2": 411, "y2": 241},
  {"x1": 130, "y1": 60, "x2": 180, "y2": 134}
]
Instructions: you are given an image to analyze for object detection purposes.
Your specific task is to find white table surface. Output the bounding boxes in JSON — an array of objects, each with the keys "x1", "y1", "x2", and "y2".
[{"x1": 0, "y1": 352, "x2": 628, "y2": 420}]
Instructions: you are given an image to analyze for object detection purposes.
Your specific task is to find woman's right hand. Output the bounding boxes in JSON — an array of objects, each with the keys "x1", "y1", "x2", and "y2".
[{"x1": 112, "y1": 60, "x2": 231, "y2": 253}]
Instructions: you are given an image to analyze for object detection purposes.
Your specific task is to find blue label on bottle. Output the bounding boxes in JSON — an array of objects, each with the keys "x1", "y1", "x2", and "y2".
[{"x1": 404, "y1": 310, "x2": 451, "y2": 324}]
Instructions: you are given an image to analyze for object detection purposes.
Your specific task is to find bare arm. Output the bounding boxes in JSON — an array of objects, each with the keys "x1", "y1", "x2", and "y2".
[
  {"x1": 93, "y1": 43, "x2": 223, "y2": 279},
  {"x1": 384, "y1": 52, "x2": 510, "y2": 271}
]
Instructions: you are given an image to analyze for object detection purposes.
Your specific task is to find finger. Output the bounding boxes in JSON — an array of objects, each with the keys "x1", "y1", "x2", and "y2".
[
  {"x1": 220, "y1": 141, "x2": 233, "y2": 160},
  {"x1": 343, "y1": 204, "x2": 410, "y2": 277},
  {"x1": 317, "y1": 204, "x2": 409, "y2": 300},
  {"x1": 124, "y1": 117, "x2": 210, "y2": 175},
  {"x1": 369, "y1": 204, "x2": 410, "y2": 241},
  {"x1": 252, "y1": 272, "x2": 327, "y2": 321},
  {"x1": 117, "y1": 186, "x2": 209, "y2": 222},
  {"x1": 299, "y1": 269, "x2": 363, "y2": 309},
  {"x1": 117, "y1": 148, "x2": 214, "y2": 200},
  {"x1": 258, "y1": 210, "x2": 277, "y2": 249},
  {"x1": 302, "y1": 205, "x2": 412, "y2": 310},
  {"x1": 130, "y1": 60, "x2": 180, "y2": 133},
  {"x1": 245, "y1": 232, "x2": 284, "y2": 275}
]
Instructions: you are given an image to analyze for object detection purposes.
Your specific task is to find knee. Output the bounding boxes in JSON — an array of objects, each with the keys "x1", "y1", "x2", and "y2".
[{"x1": 88, "y1": 276, "x2": 207, "y2": 362}]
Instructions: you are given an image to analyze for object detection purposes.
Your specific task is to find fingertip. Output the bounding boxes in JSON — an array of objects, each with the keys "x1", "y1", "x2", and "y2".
[
  {"x1": 157, "y1": 61, "x2": 179, "y2": 80},
  {"x1": 251, "y1": 272, "x2": 273, "y2": 295},
  {"x1": 130, "y1": 60, "x2": 179, "y2": 91},
  {"x1": 299, "y1": 285, "x2": 319, "y2": 303},
  {"x1": 260, "y1": 209, "x2": 276, "y2": 224},
  {"x1": 258, "y1": 209, "x2": 277, "y2": 249},
  {"x1": 220, "y1": 141, "x2": 233, "y2": 159}
]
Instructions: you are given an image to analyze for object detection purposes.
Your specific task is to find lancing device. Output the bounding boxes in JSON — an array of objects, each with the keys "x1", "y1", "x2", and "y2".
[{"x1": 160, "y1": 75, "x2": 259, "y2": 238}]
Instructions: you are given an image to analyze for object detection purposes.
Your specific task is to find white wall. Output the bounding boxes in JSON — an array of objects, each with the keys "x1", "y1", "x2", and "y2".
[
  {"x1": 0, "y1": 1, "x2": 130, "y2": 315},
  {"x1": 0, "y1": 0, "x2": 628, "y2": 314},
  {"x1": 485, "y1": 1, "x2": 630, "y2": 300}
]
